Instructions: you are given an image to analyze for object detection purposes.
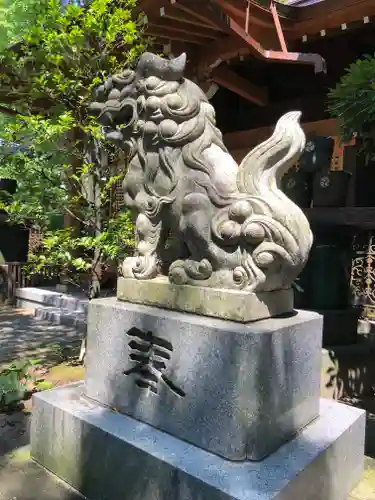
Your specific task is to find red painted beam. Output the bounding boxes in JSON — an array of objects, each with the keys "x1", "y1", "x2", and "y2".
[
  {"x1": 228, "y1": 17, "x2": 326, "y2": 73},
  {"x1": 270, "y1": 1, "x2": 288, "y2": 52}
]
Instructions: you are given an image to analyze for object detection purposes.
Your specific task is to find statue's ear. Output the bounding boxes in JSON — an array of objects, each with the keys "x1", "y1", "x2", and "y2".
[
  {"x1": 136, "y1": 52, "x2": 187, "y2": 81},
  {"x1": 165, "y1": 52, "x2": 186, "y2": 81},
  {"x1": 171, "y1": 53, "x2": 187, "y2": 72}
]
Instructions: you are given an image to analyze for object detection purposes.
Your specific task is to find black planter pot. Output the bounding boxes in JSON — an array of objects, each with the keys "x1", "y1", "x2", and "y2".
[
  {"x1": 308, "y1": 242, "x2": 351, "y2": 310},
  {"x1": 0, "y1": 178, "x2": 17, "y2": 195},
  {"x1": 320, "y1": 308, "x2": 360, "y2": 347},
  {"x1": 312, "y1": 170, "x2": 351, "y2": 207},
  {"x1": 293, "y1": 262, "x2": 311, "y2": 309},
  {"x1": 355, "y1": 142, "x2": 375, "y2": 207},
  {"x1": 299, "y1": 136, "x2": 334, "y2": 174},
  {"x1": 282, "y1": 169, "x2": 312, "y2": 208}
]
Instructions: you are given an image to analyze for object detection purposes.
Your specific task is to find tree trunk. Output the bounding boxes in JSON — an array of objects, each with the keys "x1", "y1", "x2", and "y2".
[
  {"x1": 63, "y1": 128, "x2": 86, "y2": 289},
  {"x1": 79, "y1": 136, "x2": 107, "y2": 362}
]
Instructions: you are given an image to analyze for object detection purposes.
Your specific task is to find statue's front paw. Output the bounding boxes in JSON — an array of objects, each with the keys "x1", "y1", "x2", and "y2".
[
  {"x1": 122, "y1": 254, "x2": 159, "y2": 280},
  {"x1": 169, "y1": 260, "x2": 188, "y2": 285},
  {"x1": 169, "y1": 259, "x2": 213, "y2": 285},
  {"x1": 122, "y1": 257, "x2": 140, "y2": 278}
]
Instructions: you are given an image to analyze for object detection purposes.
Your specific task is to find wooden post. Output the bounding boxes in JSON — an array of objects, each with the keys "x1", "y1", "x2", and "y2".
[
  {"x1": 7, "y1": 263, "x2": 15, "y2": 305},
  {"x1": 330, "y1": 136, "x2": 356, "y2": 171}
]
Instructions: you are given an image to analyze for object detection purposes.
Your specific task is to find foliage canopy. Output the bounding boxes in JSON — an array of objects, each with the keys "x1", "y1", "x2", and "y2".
[
  {"x1": 0, "y1": 0, "x2": 148, "y2": 297},
  {"x1": 328, "y1": 54, "x2": 375, "y2": 157}
]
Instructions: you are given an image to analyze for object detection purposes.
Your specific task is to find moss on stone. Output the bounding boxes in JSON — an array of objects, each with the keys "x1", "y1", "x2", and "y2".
[
  {"x1": 6, "y1": 445, "x2": 31, "y2": 464},
  {"x1": 350, "y1": 457, "x2": 375, "y2": 500}
]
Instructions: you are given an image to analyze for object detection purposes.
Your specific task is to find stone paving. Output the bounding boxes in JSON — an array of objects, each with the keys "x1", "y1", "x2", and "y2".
[
  {"x1": 350, "y1": 458, "x2": 375, "y2": 500},
  {"x1": 0, "y1": 447, "x2": 82, "y2": 500},
  {"x1": 0, "y1": 307, "x2": 81, "y2": 365},
  {"x1": 0, "y1": 306, "x2": 84, "y2": 499},
  {"x1": 0, "y1": 306, "x2": 374, "y2": 500}
]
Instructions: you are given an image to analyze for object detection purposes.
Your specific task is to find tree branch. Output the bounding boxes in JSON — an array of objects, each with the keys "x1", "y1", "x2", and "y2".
[
  {"x1": 0, "y1": 105, "x2": 23, "y2": 116},
  {"x1": 65, "y1": 206, "x2": 91, "y2": 227}
]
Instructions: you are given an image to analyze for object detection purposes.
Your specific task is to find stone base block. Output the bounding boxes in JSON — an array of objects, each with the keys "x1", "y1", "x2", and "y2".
[
  {"x1": 86, "y1": 299, "x2": 323, "y2": 461},
  {"x1": 117, "y1": 277, "x2": 293, "y2": 322},
  {"x1": 31, "y1": 383, "x2": 365, "y2": 500}
]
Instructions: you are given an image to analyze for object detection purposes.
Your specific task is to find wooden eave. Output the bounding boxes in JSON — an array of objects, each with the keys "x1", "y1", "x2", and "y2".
[
  {"x1": 288, "y1": 0, "x2": 375, "y2": 39},
  {"x1": 139, "y1": 0, "x2": 375, "y2": 107},
  {"x1": 141, "y1": 0, "x2": 375, "y2": 55}
]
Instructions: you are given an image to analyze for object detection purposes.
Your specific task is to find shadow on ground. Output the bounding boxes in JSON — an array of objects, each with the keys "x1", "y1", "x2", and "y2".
[
  {"x1": 0, "y1": 405, "x2": 83, "y2": 500},
  {"x1": 340, "y1": 398, "x2": 375, "y2": 460},
  {"x1": 0, "y1": 307, "x2": 81, "y2": 366},
  {"x1": 321, "y1": 337, "x2": 375, "y2": 459},
  {"x1": 0, "y1": 445, "x2": 83, "y2": 500},
  {"x1": 0, "y1": 304, "x2": 84, "y2": 499}
]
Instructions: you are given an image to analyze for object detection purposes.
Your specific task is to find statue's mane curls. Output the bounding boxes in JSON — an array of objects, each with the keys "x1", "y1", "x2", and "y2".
[{"x1": 89, "y1": 53, "x2": 236, "y2": 205}]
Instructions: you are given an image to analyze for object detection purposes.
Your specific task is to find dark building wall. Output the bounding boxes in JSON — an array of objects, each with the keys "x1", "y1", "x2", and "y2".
[{"x1": 0, "y1": 221, "x2": 29, "y2": 263}]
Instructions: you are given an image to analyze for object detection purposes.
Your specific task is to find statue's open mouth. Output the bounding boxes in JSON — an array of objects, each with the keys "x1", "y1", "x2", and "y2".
[
  {"x1": 90, "y1": 99, "x2": 138, "y2": 146},
  {"x1": 89, "y1": 100, "x2": 136, "y2": 146},
  {"x1": 88, "y1": 98, "x2": 137, "y2": 130},
  {"x1": 115, "y1": 99, "x2": 137, "y2": 128}
]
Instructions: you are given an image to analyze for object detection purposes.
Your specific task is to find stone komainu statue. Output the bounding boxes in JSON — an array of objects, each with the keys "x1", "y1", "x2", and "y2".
[{"x1": 89, "y1": 53, "x2": 312, "y2": 293}]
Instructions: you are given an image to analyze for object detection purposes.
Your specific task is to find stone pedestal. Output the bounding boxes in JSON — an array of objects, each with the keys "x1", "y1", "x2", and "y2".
[
  {"x1": 31, "y1": 384, "x2": 365, "y2": 500},
  {"x1": 30, "y1": 298, "x2": 366, "y2": 499},
  {"x1": 117, "y1": 277, "x2": 294, "y2": 323},
  {"x1": 85, "y1": 299, "x2": 322, "y2": 461}
]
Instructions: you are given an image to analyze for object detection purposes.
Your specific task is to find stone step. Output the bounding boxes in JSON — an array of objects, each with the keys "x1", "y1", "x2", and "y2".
[
  {"x1": 15, "y1": 287, "x2": 88, "y2": 313},
  {"x1": 33, "y1": 306, "x2": 87, "y2": 333}
]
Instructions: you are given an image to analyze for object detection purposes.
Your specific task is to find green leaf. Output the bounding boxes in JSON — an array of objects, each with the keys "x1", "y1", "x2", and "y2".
[
  {"x1": 30, "y1": 359, "x2": 41, "y2": 366},
  {"x1": 328, "y1": 52, "x2": 375, "y2": 154},
  {"x1": 2, "y1": 390, "x2": 25, "y2": 406},
  {"x1": 0, "y1": 0, "x2": 142, "y2": 297},
  {"x1": 36, "y1": 380, "x2": 54, "y2": 391}
]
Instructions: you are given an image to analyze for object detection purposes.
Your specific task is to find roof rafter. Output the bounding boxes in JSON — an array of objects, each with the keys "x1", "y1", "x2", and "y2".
[
  {"x1": 172, "y1": 1, "x2": 229, "y2": 31},
  {"x1": 161, "y1": 8, "x2": 226, "y2": 31},
  {"x1": 148, "y1": 19, "x2": 222, "y2": 40},
  {"x1": 212, "y1": 0, "x2": 294, "y2": 31},
  {"x1": 211, "y1": 65, "x2": 268, "y2": 106},
  {"x1": 147, "y1": 26, "x2": 212, "y2": 45}
]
